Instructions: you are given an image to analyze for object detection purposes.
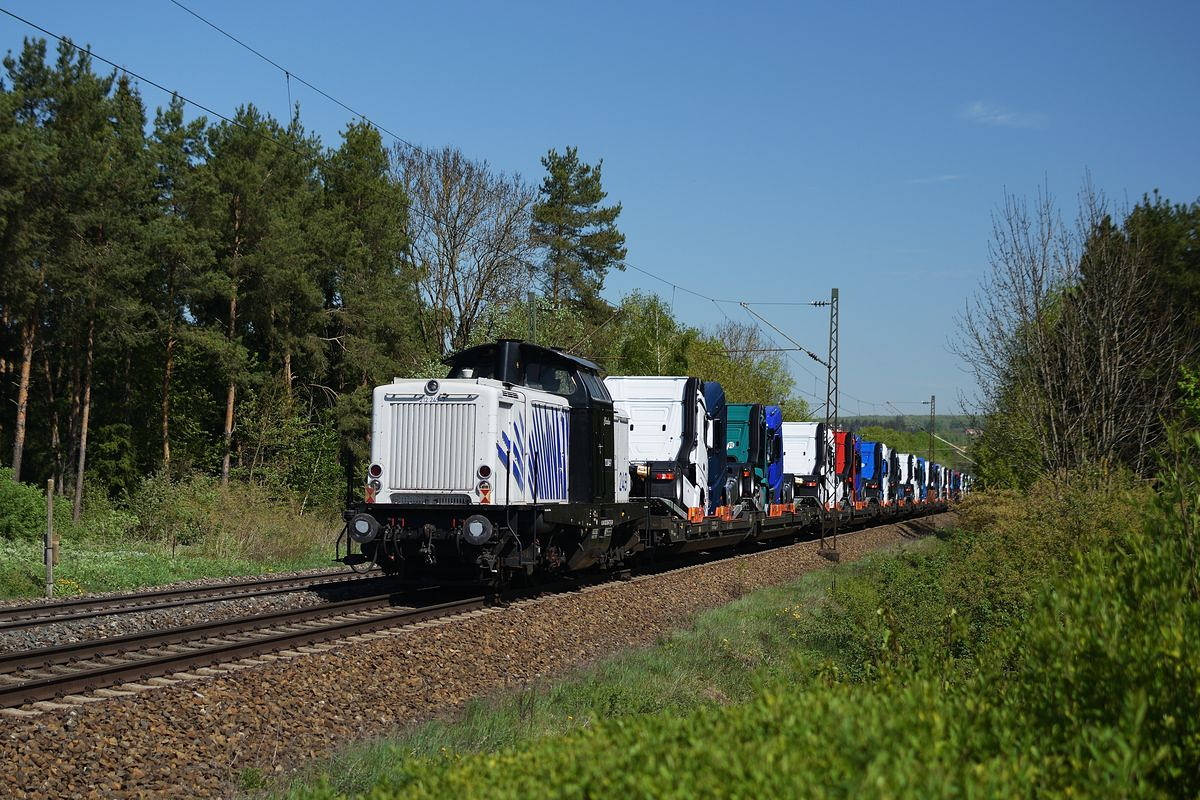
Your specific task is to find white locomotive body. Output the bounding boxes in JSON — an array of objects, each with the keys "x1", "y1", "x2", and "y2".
[
  {"x1": 370, "y1": 377, "x2": 571, "y2": 508},
  {"x1": 347, "y1": 340, "x2": 641, "y2": 581}
]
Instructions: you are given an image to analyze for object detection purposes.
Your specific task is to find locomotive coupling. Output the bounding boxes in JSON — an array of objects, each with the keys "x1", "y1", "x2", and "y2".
[{"x1": 349, "y1": 513, "x2": 380, "y2": 544}]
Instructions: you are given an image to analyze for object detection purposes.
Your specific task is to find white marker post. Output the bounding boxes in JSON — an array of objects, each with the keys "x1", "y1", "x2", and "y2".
[{"x1": 44, "y1": 479, "x2": 54, "y2": 598}]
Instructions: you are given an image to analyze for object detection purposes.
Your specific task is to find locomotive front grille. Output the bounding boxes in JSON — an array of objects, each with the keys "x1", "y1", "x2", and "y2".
[
  {"x1": 388, "y1": 492, "x2": 471, "y2": 505},
  {"x1": 387, "y1": 401, "x2": 477, "y2": 492}
]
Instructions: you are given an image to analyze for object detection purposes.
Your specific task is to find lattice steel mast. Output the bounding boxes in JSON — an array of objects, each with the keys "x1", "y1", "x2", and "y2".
[{"x1": 820, "y1": 288, "x2": 839, "y2": 556}]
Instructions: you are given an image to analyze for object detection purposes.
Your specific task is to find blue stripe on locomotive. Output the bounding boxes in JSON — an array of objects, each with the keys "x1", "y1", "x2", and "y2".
[{"x1": 496, "y1": 404, "x2": 569, "y2": 501}]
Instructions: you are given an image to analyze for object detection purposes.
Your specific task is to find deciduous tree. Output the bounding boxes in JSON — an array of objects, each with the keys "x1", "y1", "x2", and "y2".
[
  {"x1": 956, "y1": 182, "x2": 1196, "y2": 482},
  {"x1": 396, "y1": 145, "x2": 535, "y2": 355}
]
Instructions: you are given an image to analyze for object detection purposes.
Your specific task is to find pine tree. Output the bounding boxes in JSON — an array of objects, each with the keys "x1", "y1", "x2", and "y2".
[
  {"x1": 200, "y1": 106, "x2": 281, "y2": 484},
  {"x1": 531, "y1": 146, "x2": 626, "y2": 314},
  {"x1": 200, "y1": 105, "x2": 326, "y2": 483},
  {"x1": 1, "y1": 38, "x2": 57, "y2": 482},
  {"x1": 45, "y1": 56, "x2": 154, "y2": 517},
  {"x1": 238, "y1": 109, "x2": 326, "y2": 402},
  {"x1": 321, "y1": 123, "x2": 419, "y2": 460},
  {"x1": 146, "y1": 94, "x2": 214, "y2": 474}
]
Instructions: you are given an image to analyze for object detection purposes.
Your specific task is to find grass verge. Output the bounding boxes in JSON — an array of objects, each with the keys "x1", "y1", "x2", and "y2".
[
  {"x1": 0, "y1": 472, "x2": 340, "y2": 599},
  {"x1": 278, "y1": 537, "x2": 938, "y2": 798},
  {"x1": 0, "y1": 536, "x2": 338, "y2": 599}
]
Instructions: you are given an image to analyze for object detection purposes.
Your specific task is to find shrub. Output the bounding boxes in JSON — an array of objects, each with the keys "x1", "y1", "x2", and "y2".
[
  {"x1": 976, "y1": 431, "x2": 1200, "y2": 796},
  {"x1": 125, "y1": 471, "x2": 337, "y2": 563},
  {"x1": 60, "y1": 485, "x2": 140, "y2": 543},
  {"x1": 127, "y1": 471, "x2": 220, "y2": 546},
  {"x1": 0, "y1": 469, "x2": 48, "y2": 541}
]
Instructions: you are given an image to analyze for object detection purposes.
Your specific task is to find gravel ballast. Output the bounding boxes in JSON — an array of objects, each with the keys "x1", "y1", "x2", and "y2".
[
  {"x1": 0, "y1": 571, "x2": 386, "y2": 653},
  {"x1": 0, "y1": 513, "x2": 954, "y2": 798}
]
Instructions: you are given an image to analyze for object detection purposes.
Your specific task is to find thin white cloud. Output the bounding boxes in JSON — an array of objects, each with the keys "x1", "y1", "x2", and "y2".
[
  {"x1": 960, "y1": 101, "x2": 1046, "y2": 129},
  {"x1": 906, "y1": 174, "x2": 964, "y2": 185}
]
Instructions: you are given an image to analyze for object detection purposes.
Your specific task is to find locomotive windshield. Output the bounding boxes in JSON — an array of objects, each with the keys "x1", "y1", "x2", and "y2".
[
  {"x1": 579, "y1": 371, "x2": 611, "y2": 403},
  {"x1": 525, "y1": 361, "x2": 578, "y2": 397}
]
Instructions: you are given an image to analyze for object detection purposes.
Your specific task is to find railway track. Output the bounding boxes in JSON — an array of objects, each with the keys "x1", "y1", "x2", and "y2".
[
  {"x1": 0, "y1": 510, "x2": 947, "y2": 712},
  {"x1": 0, "y1": 569, "x2": 387, "y2": 632},
  {"x1": 0, "y1": 545, "x2": 749, "y2": 711},
  {"x1": 0, "y1": 588, "x2": 493, "y2": 710}
]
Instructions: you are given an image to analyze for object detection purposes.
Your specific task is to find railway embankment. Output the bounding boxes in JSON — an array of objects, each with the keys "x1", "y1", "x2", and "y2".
[
  {"x1": 0, "y1": 515, "x2": 946, "y2": 798},
  {"x1": 286, "y1": 467, "x2": 1199, "y2": 799}
]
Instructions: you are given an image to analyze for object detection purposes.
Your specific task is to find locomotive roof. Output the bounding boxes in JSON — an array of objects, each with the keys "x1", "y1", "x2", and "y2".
[{"x1": 443, "y1": 339, "x2": 603, "y2": 375}]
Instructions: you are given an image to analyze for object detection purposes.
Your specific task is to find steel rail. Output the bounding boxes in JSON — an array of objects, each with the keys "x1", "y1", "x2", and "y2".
[
  {"x1": 0, "y1": 588, "x2": 459, "y2": 674},
  {"x1": 0, "y1": 592, "x2": 491, "y2": 709},
  {"x1": 0, "y1": 569, "x2": 384, "y2": 631}
]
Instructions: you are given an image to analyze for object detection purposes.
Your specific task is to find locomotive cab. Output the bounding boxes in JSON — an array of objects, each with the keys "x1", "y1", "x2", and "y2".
[{"x1": 445, "y1": 340, "x2": 624, "y2": 505}]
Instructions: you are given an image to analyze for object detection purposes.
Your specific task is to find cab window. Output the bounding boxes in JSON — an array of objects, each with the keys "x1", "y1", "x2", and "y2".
[
  {"x1": 526, "y1": 362, "x2": 578, "y2": 397},
  {"x1": 580, "y1": 371, "x2": 610, "y2": 402}
]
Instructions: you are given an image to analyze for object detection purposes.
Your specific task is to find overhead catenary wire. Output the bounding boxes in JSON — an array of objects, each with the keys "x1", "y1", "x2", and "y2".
[
  {"x1": 161, "y1": 0, "x2": 829, "y2": 321},
  {"x1": 2, "y1": 4, "x2": 933, "y2": 412},
  {"x1": 733, "y1": 303, "x2": 825, "y2": 401},
  {"x1": 0, "y1": 6, "x2": 301, "y2": 150},
  {"x1": 166, "y1": 0, "x2": 422, "y2": 152}
]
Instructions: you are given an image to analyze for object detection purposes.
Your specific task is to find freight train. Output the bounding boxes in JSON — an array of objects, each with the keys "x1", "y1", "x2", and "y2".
[{"x1": 341, "y1": 339, "x2": 970, "y2": 584}]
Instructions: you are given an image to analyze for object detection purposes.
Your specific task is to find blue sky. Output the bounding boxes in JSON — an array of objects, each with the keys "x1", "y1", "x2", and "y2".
[{"x1": 3, "y1": 1, "x2": 1198, "y2": 416}]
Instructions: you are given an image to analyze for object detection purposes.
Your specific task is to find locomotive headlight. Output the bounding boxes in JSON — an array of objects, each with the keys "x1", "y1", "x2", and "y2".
[
  {"x1": 461, "y1": 514, "x2": 494, "y2": 546},
  {"x1": 368, "y1": 463, "x2": 382, "y2": 478},
  {"x1": 369, "y1": 479, "x2": 382, "y2": 491},
  {"x1": 349, "y1": 513, "x2": 379, "y2": 544}
]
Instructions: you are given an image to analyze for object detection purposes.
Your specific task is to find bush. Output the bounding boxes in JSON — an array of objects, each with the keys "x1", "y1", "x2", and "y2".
[
  {"x1": 126, "y1": 471, "x2": 336, "y2": 563},
  {"x1": 59, "y1": 485, "x2": 141, "y2": 544},
  {"x1": 0, "y1": 469, "x2": 48, "y2": 540},
  {"x1": 127, "y1": 471, "x2": 220, "y2": 546},
  {"x1": 976, "y1": 431, "x2": 1200, "y2": 796}
]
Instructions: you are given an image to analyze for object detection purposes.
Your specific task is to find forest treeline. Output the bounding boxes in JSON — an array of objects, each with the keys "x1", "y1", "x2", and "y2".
[
  {"x1": 959, "y1": 181, "x2": 1200, "y2": 486},
  {"x1": 0, "y1": 38, "x2": 805, "y2": 516}
]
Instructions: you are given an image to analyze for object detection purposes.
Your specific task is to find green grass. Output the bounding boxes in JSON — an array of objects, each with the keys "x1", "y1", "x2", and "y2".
[
  {"x1": 0, "y1": 472, "x2": 342, "y2": 598},
  {"x1": 0, "y1": 536, "x2": 337, "y2": 599}
]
